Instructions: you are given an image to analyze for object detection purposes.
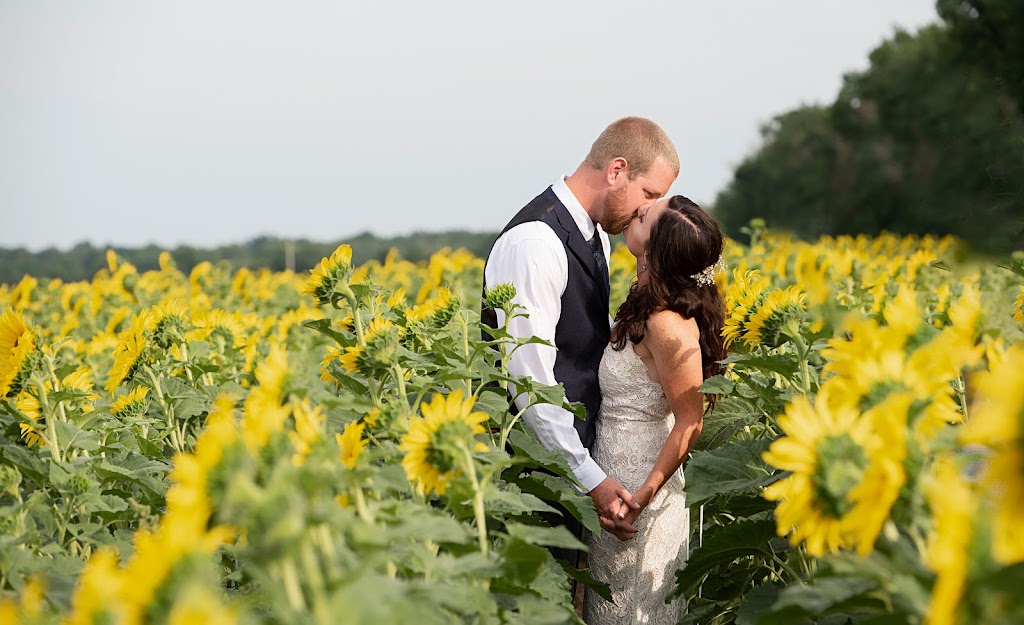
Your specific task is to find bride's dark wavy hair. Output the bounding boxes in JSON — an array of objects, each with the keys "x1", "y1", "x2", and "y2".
[{"x1": 610, "y1": 195, "x2": 728, "y2": 411}]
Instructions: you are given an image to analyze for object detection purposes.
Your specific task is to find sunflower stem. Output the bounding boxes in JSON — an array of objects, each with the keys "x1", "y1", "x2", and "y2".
[
  {"x1": 31, "y1": 375, "x2": 62, "y2": 463},
  {"x1": 456, "y1": 311, "x2": 473, "y2": 397},
  {"x1": 146, "y1": 367, "x2": 183, "y2": 453},
  {"x1": 786, "y1": 327, "x2": 813, "y2": 396},
  {"x1": 493, "y1": 307, "x2": 519, "y2": 450},
  {"x1": 178, "y1": 341, "x2": 195, "y2": 384},
  {"x1": 43, "y1": 354, "x2": 70, "y2": 423},
  {"x1": 392, "y1": 365, "x2": 408, "y2": 410},
  {"x1": 767, "y1": 552, "x2": 804, "y2": 584},
  {"x1": 352, "y1": 485, "x2": 375, "y2": 525},
  {"x1": 954, "y1": 375, "x2": 969, "y2": 423},
  {"x1": 461, "y1": 445, "x2": 489, "y2": 558},
  {"x1": 349, "y1": 298, "x2": 366, "y2": 346},
  {"x1": 298, "y1": 541, "x2": 327, "y2": 621},
  {"x1": 278, "y1": 558, "x2": 308, "y2": 612},
  {"x1": 499, "y1": 402, "x2": 530, "y2": 453},
  {"x1": 312, "y1": 525, "x2": 341, "y2": 580}
]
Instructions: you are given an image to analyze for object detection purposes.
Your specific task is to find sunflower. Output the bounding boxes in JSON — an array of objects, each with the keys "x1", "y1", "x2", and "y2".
[
  {"x1": 320, "y1": 345, "x2": 344, "y2": 383},
  {"x1": 66, "y1": 548, "x2": 125, "y2": 625},
  {"x1": 945, "y1": 283, "x2": 982, "y2": 345},
  {"x1": 405, "y1": 287, "x2": 458, "y2": 328},
  {"x1": 122, "y1": 397, "x2": 238, "y2": 623},
  {"x1": 962, "y1": 344, "x2": 1024, "y2": 564},
  {"x1": 336, "y1": 420, "x2": 367, "y2": 469},
  {"x1": 822, "y1": 294, "x2": 980, "y2": 444},
  {"x1": 61, "y1": 366, "x2": 100, "y2": 408},
  {"x1": 150, "y1": 299, "x2": 191, "y2": 348},
  {"x1": 104, "y1": 307, "x2": 132, "y2": 336},
  {"x1": 400, "y1": 390, "x2": 490, "y2": 496},
  {"x1": 336, "y1": 345, "x2": 364, "y2": 376},
  {"x1": 792, "y1": 245, "x2": 833, "y2": 306},
  {"x1": 762, "y1": 383, "x2": 906, "y2": 556},
  {"x1": 0, "y1": 308, "x2": 37, "y2": 397},
  {"x1": 1013, "y1": 286, "x2": 1024, "y2": 327},
  {"x1": 386, "y1": 288, "x2": 407, "y2": 309},
  {"x1": 167, "y1": 584, "x2": 239, "y2": 625},
  {"x1": 110, "y1": 386, "x2": 151, "y2": 419},
  {"x1": 14, "y1": 365, "x2": 99, "y2": 447},
  {"x1": 8, "y1": 276, "x2": 37, "y2": 310},
  {"x1": 289, "y1": 398, "x2": 325, "y2": 467},
  {"x1": 189, "y1": 309, "x2": 246, "y2": 349},
  {"x1": 105, "y1": 311, "x2": 153, "y2": 392},
  {"x1": 241, "y1": 345, "x2": 293, "y2": 451},
  {"x1": 743, "y1": 286, "x2": 806, "y2": 348},
  {"x1": 923, "y1": 457, "x2": 975, "y2": 625},
  {"x1": 334, "y1": 317, "x2": 398, "y2": 377},
  {"x1": 302, "y1": 244, "x2": 355, "y2": 306},
  {"x1": 722, "y1": 269, "x2": 771, "y2": 347},
  {"x1": 879, "y1": 284, "x2": 924, "y2": 339},
  {"x1": 15, "y1": 391, "x2": 44, "y2": 447}
]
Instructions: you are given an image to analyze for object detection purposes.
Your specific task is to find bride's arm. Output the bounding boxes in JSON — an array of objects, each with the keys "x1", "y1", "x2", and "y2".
[{"x1": 623, "y1": 310, "x2": 705, "y2": 522}]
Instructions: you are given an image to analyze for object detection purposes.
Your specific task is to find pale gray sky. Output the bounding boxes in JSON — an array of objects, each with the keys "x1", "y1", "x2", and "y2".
[{"x1": 0, "y1": 1, "x2": 938, "y2": 251}]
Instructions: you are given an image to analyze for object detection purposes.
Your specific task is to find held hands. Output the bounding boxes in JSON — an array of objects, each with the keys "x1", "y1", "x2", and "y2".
[
  {"x1": 589, "y1": 476, "x2": 641, "y2": 540},
  {"x1": 597, "y1": 483, "x2": 656, "y2": 542}
]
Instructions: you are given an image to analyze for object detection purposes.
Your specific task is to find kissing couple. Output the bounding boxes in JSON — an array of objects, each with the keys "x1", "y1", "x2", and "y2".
[{"x1": 482, "y1": 117, "x2": 728, "y2": 624}]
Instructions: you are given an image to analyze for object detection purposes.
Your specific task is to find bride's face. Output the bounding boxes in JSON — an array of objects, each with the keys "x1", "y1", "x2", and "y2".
[{"x1": 623, "y1": 198, "x2": 668, "y2": 261}]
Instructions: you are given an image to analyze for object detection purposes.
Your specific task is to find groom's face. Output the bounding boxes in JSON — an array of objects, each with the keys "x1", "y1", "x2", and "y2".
[{"x1": 602, "y1": 157, "x2": 676, "y2": 235}]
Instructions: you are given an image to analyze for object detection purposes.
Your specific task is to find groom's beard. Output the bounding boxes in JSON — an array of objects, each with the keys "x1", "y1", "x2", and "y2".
[{"x1": 603, "y1": 186, "x2": 632, "y2": 235}]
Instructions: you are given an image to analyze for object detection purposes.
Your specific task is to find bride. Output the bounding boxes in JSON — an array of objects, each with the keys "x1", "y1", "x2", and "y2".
[{"x1": 583, "y1": 195, "x2": 727, "y2": 624}]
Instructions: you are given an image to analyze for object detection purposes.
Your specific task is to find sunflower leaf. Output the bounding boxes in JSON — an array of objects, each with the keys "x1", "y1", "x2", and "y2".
[
  {"x1": 672, "y1": 519, "x2": 779, "y2": 598},
  {"x1": 756, "y1": 577, "x2": 878, "y2": 624},
  {"x1": 504, "y1": 522, "x2": 587, "y2": 551},
  {"x1": 695, "y1": 395, "x2": 761, "y2": 451},
  {"x1": 557, "y1": 560, "x2": 612, "y2": 602},
  {"x1": 683, "y1": 438, "x2": 778, "y2": 506},
  {"x1": 506, "y1": 428, "x2": 577, "y2": 484},
  {"x1": 500, "y1": 537, "x2": 549, "y2": 587},
  {"x1": 700, "y1": 375, "x2": 735, "y2": 396}
]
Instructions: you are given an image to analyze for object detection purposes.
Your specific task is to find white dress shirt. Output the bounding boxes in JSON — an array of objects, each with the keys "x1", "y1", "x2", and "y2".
[{"x1": 484, "y1": 177, "x2": 611, "y2": 491}]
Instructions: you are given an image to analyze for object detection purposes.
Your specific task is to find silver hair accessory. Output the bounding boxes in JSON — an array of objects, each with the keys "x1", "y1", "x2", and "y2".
[{"x1": 690, "y1": 256, "x2": 724, "y2": 286}]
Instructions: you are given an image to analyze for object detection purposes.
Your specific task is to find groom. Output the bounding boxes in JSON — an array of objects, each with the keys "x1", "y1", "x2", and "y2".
[{"x1": 482, "y1": 117, "x2": 679, "y2": 553}]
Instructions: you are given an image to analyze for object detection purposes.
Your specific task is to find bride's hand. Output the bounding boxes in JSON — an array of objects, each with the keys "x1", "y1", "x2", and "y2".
[
  {"x1": 599, "y1": 514, "x2": 637, "y2": 541},
  {"x1": 622, "y1": 484, "x2": 656, "y2": 527}
]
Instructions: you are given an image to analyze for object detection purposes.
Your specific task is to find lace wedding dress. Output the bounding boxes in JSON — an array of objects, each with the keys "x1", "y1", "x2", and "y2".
[{"x1": 583, "y1": 342, "x2": 689, "y2": 625}]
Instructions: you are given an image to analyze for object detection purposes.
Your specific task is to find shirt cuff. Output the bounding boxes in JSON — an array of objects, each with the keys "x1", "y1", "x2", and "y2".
[{"x1": 574, "y1": 456, "x2": 607, "y2": 493}]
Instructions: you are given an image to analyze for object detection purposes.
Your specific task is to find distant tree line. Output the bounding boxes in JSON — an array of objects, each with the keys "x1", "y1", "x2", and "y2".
[
  {"x1": 0, "y1": 231, "x2": 498, "y2": 285},
  {"x1": 714, "y1": 0, "x2": 1024, "y2": 252}
]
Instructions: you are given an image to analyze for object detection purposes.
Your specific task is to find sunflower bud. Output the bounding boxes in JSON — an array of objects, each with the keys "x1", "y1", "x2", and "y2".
[
  {"x1": 483, "y1": 283, "x2": 516, "y2": 310},
  {"x1": 0, "y1": 466, "x2": 21, "y2": 494},
  {"x1": 66, "y1": 474, "x2": 90, "y2": 496}
]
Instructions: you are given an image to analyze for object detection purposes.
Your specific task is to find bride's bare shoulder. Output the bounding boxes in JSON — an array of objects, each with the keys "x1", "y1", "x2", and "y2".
[{"x1": 645, "y1": 309, "x2": 699, "y2": 348}]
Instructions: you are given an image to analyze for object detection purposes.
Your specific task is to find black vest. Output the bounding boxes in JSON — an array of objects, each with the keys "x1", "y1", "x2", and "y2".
[{"x1": 482, "y1": 187, "x2": 611, "y2": 450}]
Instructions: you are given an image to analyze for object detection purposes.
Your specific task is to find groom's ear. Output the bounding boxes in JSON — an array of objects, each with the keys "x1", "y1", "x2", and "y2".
[{"x1": 606, "y1": 157, "x2": 629, "y2": 186}]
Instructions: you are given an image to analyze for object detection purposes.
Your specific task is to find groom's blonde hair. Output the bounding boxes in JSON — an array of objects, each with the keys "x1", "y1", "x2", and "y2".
[{"x1": 583, "y1": 117, "x2": 680, "y2": 180}]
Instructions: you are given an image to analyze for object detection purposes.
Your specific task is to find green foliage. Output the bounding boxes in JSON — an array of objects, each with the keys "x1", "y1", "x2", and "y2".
[
  {"x1": 715, "y1": 17, "x2": 1024, "y2": 253},
  {"x1": 937, "y1": 0, "x2": 1024, "y2": 112}
]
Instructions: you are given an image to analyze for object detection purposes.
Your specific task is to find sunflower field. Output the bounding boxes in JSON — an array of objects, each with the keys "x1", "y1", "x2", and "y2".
[{"x1": 0, "y1": 228, "x2": 1022, "y2": 625}]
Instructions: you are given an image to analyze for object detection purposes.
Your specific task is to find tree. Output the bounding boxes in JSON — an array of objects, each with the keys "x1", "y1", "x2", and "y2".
[
  {"x1": 937, "y1": 0, "x2": 1024, "y2": 111},
  {"x1": 715, "y1": 106, "x2": 839, "y2": 240},
  {"x1": 715, "y1": 23, "x2": 1024, "y2": 252}
]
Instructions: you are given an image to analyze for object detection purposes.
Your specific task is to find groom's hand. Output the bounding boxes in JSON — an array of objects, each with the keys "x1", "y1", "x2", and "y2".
[{"x1": 589, "y1": 476, "x2": 640, "y2": 538}]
